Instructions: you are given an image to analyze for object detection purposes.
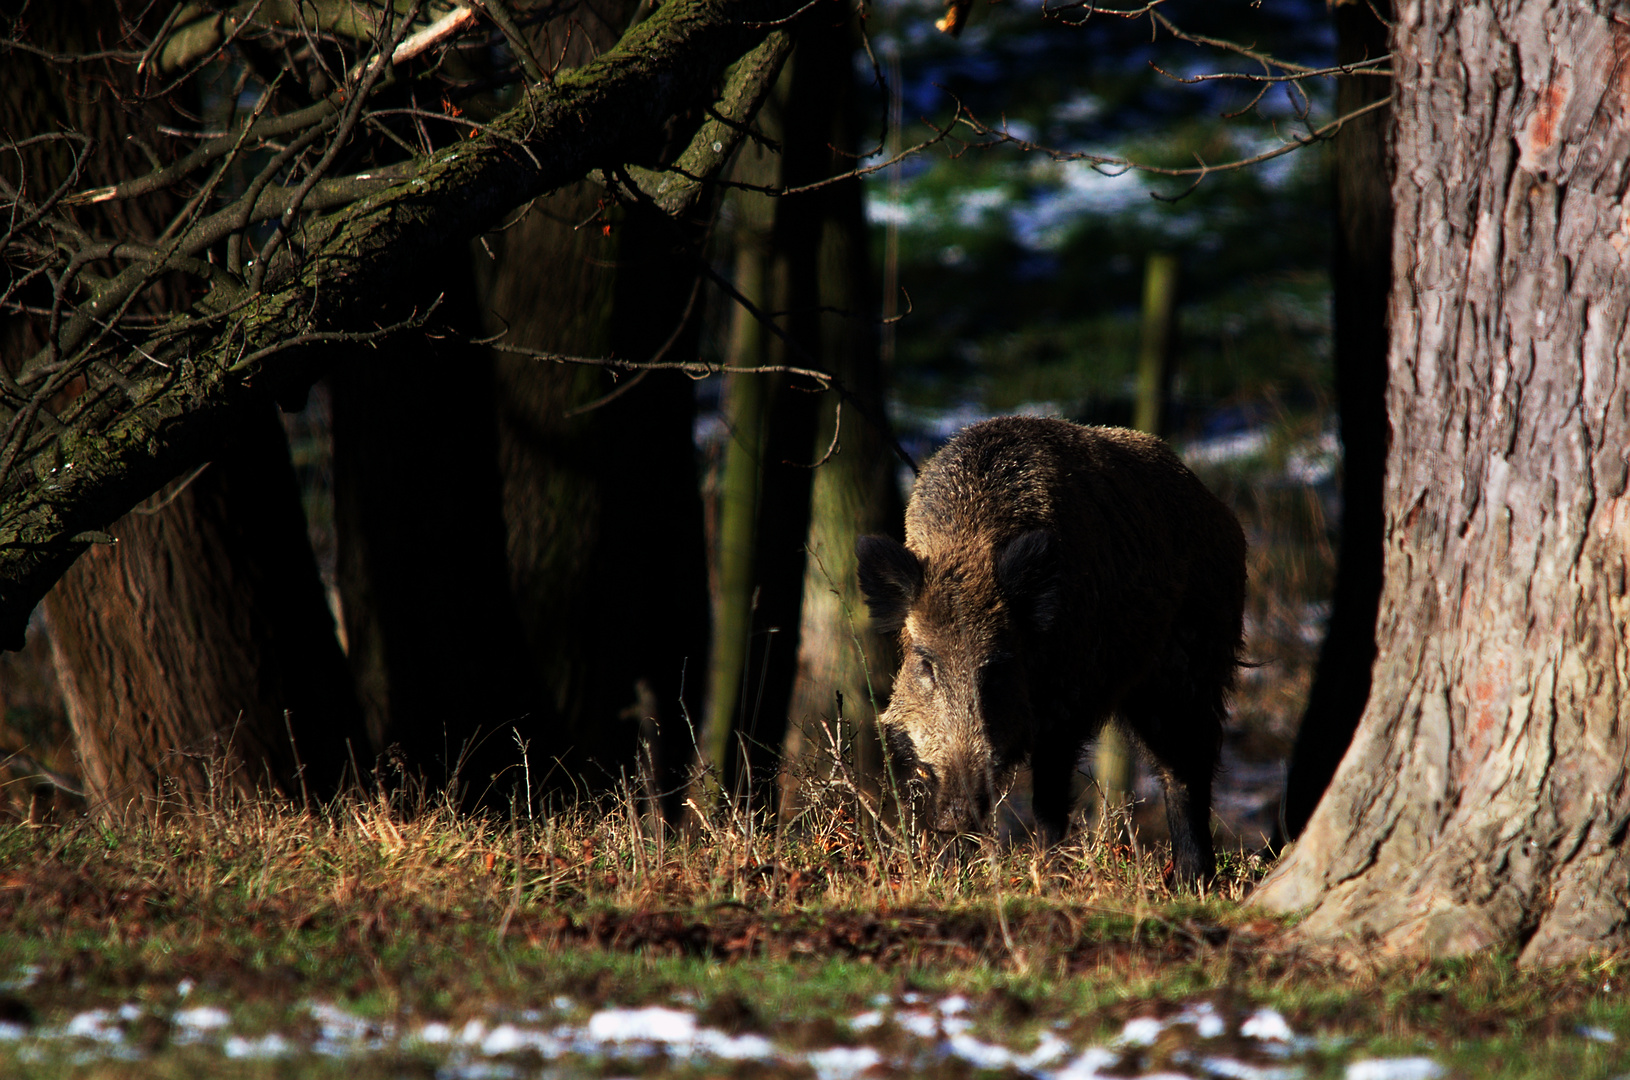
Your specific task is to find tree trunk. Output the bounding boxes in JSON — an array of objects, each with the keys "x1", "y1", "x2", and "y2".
[
  {"x1": 44, "y1": 406, "x2": 365, "y2": 809},
  {"x1": 1251, "y1": 1, "x2": 1630, "y2": 965},
  {"x1": 5, "y1": 3, "x2": 365, "y2": 810},
  {"x1": 328, "y1": 277, "x2": 542, "y2": 796},
  {"x1": 779, "y1": 7, "x2": 904, "y2": 815},
  {"x1": 332, "y1": 0, "x2": 712, "y2": 810},
  {"x1": 700, "y1": 39, "x2": 832, "y2": 805},
  {"x1": 1277, "y1": 0, "x2": 1393, "y2": 844},
  {"x1": 481, "y1": 182, "x2": 712, "y2": 809}
]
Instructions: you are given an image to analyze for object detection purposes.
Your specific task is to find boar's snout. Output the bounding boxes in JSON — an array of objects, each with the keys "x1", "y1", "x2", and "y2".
[{"x1": 924, "y1": 761, "x2": 994, "y2": 834}]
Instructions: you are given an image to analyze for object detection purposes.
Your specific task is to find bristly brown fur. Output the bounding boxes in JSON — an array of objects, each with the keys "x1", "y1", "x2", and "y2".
[{"x1": 857, "y1": 417, "x2": 1247, "y2": 885}]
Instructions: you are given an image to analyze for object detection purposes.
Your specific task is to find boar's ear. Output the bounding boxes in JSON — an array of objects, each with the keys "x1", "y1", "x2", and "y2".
[
  {"x1": 997, "y1": 529, "x2": 1063, "y2": 633},
  {"x1": 856, "y1": 535, "x2": 922, "y2": 633}
]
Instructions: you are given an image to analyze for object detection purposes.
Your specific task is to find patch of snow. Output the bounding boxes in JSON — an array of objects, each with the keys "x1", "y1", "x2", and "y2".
[
  {"x1": 480, "y1": 1022, "x2": 563, "y2": 1057},
  {"x1": 1119, "y1": 1015, "x2": 1166, "y2": 1046},
  {"x1": 1242, "y1": 1007, "x2": 1295, "y2": 1042},
  {"x1": 1201, "y1": 1056, "x2": 1307, "y2": 1080},
  {"x1": 64, "y1": 1010, "x2": 124, "y2": 1043},
  {"x1": 587, "y1": 1006, "x2": 697, "y2": 1043},
  {"x1": 1344, "y1": 1059, "x2": 1444, "y2": 1080},
  {"x1": 1173, "y1": 1001, "x2": 1227, "y2": 1039},
  {"x1": 414, "y1": 1021, "x2": 453, "y2": 1044},
  {"x1": 224, "y1": 1032, "x2": 294, "y2": 1059},
  {"x1": 0, "y1": 966, "x2": 41, "y2": 992},
  {"x1": 1578, "y1": 1024, "x2": 1616, "y2": 1043},
  {"x1": 697, "y1": 1028, "x2": 777, "y2": 1060},
  {"x1": 807, "y1": 1044, "x2": 882, "y2": 1080},
  {"x1": 173, "y1": 1005, "x2": 231, "y2": 1033},
  {"x1": 1182, "y1": 428, "x2": 1271, "y2": 467},
  {"x1": 1053, "y1": 1046, "x2": 1120, "y2": 1079},
  {"x1": 848, "y1": 1009, "x2": 885, "y2": 1031},
  {"x1": 1020, "y1": 1030, "x2": 1071, "y2": 1067}
]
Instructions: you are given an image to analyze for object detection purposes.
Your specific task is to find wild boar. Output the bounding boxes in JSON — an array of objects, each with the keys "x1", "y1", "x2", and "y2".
[{"x1": 856, "y1": 416, "x2": 1245, "y2": 884}]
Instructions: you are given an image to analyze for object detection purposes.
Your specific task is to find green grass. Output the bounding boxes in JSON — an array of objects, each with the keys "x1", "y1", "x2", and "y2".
[{"x1": 1, "y1": 784, "x2": 1627, "y2": 1078}]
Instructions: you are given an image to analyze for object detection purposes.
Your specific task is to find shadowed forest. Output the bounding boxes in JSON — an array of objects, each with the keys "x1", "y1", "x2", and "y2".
[{"x1": 3, "y1": 0, "x2": 1630, "y2": 1075}]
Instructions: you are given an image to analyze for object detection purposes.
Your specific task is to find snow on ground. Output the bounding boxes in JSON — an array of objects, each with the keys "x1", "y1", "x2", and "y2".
[{"x1": 0, "y1": 981, "x2": 1546, "y2": 1078}]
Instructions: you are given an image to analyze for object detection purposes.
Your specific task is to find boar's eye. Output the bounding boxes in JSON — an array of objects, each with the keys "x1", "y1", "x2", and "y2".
[{"x1": 911, "y1": 646, "x2": 938, "y2": 688}]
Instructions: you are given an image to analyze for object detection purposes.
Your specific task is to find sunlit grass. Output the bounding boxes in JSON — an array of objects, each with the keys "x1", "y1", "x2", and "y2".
[{"x1": 0, "y1": 768, "x2": 1626, "y2": 1080}]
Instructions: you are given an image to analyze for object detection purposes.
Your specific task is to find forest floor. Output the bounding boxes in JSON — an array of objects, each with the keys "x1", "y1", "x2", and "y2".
[{"x1": 0, "y1": 781, "x2": 1625, "y2": 1080}]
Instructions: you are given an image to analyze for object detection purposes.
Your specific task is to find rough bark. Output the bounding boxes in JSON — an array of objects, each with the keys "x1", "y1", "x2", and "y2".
[
  {"x1": 44, "y1": 405, "x2": 365, "y2": 809},
  {"x1": 1252, "y1": 0, "x2": 1630, "y2": 965},
  {"x1": 1277, "y1": 0, "x2": 1394, "y2": 842},
  {"x1": 0, "y1": 0, "x2": 805, "y2": 647},
  {"x1": 6, "y1": 3, "x2": 365, "y2": 809}
]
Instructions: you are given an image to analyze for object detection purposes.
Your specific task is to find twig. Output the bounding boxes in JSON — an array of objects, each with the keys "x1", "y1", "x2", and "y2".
[
  {"x1": 227, "y1": 296, "x2": 445, "y2": 372},
  {"x1": 468, "y1": 0, "x2": 548, "y2": 85}
]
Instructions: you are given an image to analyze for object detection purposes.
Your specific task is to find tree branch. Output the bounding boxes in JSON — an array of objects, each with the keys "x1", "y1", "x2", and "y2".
[{"x1": 0, "y1": 0, "x2": 807, "y2": 649}]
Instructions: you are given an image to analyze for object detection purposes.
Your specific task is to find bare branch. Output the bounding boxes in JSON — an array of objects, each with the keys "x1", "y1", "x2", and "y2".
[
  {"x1": 960, "y1": 96, "x2": 1390, "y2": 191},
  {"x1": 493, "y1": 342, "x2": 833, "y2": 386}
]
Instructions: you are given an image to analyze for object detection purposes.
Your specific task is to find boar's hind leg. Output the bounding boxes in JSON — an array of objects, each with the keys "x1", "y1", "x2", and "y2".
[{"x1": 1120, "y1": 684, "x2": 1223, "y2": 886}]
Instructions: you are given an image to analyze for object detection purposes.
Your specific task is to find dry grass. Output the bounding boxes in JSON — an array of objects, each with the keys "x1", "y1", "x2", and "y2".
[{"x1": 2, "y1": 771, "x2": 1627, "y2": 1080}]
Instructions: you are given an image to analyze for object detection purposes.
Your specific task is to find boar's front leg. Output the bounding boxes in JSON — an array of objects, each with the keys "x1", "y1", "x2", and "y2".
[{"x1": 1030, "y1": 724, "x2": 1086, "y2": 844}]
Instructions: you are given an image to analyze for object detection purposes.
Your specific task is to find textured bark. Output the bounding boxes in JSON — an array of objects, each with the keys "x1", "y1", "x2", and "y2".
[
  {"x1": 780, "y1": 8, "x2": 903, "y2": 814},
  {"x1": 43, "y1": 406, "x2": 365, "y2": 809},
  {"x1": 1252, "y1": 1, "x2": 1630, "y2": 965},
  {"x1": 6, "y1": 3, "x2": 364, "y2": 809},
  {"x1": 0, "y1": 0, "x2": 805, "y2": 646},
  {"x1": 1278, "y1": 0, "x2": 1393, "y2": 842}
]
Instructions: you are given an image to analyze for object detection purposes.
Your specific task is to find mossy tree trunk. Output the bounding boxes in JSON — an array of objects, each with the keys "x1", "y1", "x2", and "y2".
[
  {"x1": 702, "y1": 26, "x2": 861, "y2": 802},
  {"x1": 1252, "y1": 0, "x2": 1630, "y2": 965}
]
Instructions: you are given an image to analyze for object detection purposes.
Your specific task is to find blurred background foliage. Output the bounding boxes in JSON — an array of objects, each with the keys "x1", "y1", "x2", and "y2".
[{"x1": 863, "y1": 0, "x2": 1335, "y2": 437}]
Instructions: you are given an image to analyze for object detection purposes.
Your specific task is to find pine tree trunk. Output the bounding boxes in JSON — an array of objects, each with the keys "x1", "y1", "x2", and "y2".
[
  {"x1": 1277, "y1": 0, "x2": 1393, "y2": 843},
  {"x1": 1252, "y1": 1, "x2": 1630, "y2": 965},
  {"x1": 45, "y1": 406, "x2": 365, "y2": 809}
]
